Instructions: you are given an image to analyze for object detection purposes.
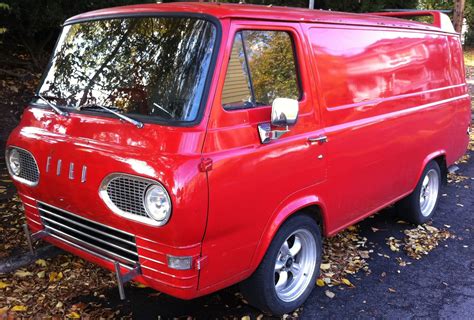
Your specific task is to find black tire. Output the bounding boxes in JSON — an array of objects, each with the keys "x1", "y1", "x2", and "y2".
[
  {"x1": 396, "y1": 161, "x2": 442, "y2": 224},
  {"x1": 240, "y1": 214, "x2": 322, "y2": 315}
]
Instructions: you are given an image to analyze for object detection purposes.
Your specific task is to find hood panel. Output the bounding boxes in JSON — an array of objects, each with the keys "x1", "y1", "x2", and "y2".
[{"x1": 8, "y1": 107, "x2": 208, "y2": 247}]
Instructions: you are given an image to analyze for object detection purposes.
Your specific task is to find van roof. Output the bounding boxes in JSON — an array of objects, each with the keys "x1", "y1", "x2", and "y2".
[{"x1": 66, "y1": 2, "x2": 455, "y2": 34}]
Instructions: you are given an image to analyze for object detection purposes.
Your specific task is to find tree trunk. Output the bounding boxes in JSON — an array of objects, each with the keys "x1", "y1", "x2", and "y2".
[{"x1": 453, "y1": 0, "x2": 466, "y2": 34}]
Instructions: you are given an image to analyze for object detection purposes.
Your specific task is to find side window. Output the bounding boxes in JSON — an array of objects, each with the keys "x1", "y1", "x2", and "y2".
[{"x1": 222, "y1": 30, "x2": 300, "y2": 110}]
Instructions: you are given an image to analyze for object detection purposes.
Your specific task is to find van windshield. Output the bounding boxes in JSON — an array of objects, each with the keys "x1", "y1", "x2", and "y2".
[{"x1": 36, "y1": 16, "x2": 217, "y2": 123}]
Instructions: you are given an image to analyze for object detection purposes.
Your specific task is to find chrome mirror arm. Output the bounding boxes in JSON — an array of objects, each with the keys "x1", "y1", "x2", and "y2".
[{"x1": 258, "y1": 123, "x2": 290, "y2": 144}]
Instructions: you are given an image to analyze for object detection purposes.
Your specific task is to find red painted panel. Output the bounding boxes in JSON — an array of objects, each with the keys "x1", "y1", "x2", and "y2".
[{"x1": 199, "y1": 20, "x2": 327, "y2": 290}]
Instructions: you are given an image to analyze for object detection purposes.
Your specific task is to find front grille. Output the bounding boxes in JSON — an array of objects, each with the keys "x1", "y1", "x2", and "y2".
[
  {"x1": 106, "y1": 175, "x2": 151, "y2": 217},
  {"x1": 8, "y1": 148, "x2": 39, "y2": 185},
  {"x1": 38, "y1": 203, "x2": 138, "y2": 266}
]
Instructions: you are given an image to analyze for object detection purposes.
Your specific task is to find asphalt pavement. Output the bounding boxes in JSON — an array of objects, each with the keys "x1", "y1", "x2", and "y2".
[{"x1": 301, "y1": 151, "x2": 474, "y2": 319}]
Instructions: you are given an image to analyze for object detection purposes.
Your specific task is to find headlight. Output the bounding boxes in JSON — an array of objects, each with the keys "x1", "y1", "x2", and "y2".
[
  {"x1": 8, "y1": 148, "x2": 21, "y2": 176},
  {"x1": 144, "y1": 184, "x2": 171, "y2": 224}
]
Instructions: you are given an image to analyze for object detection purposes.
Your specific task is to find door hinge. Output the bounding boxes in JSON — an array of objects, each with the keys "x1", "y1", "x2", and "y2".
[
  {"x1": 199, "y1": 158, "x2": 213, "y2": 172},
  {"x1": 196, "y1": 256, "x2": 207, "y2": 270}
]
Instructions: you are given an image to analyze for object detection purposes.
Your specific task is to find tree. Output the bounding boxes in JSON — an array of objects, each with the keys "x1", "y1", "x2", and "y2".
[
  {"x1": 0, "y1": 3, "x2": 8, "y2": 40},
  {"x1": 0, "y1": 0, "x2": 155, "y2": 70},
  {"x1": 454, "y1": 0, "x2": 466, "y2": 33}
]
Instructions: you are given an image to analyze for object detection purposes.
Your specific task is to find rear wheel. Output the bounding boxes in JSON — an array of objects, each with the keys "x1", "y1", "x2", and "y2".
[
  {"x1": 240, "y1": 215, "x2": 321, "y2": 315},
  {"x1": 397, "y1": 161, "x2": 442, "y2": 224}
]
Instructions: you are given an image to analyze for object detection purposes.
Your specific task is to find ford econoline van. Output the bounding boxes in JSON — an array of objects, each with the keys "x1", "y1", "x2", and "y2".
[{"x1": 6, "y1": 3, "x2": 471, "y2": 315}]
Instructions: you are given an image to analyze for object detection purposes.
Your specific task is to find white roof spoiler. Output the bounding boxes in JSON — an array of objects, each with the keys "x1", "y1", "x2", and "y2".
[{"x1": 371, "y1": 11, "x2": 456, "y2": 33}]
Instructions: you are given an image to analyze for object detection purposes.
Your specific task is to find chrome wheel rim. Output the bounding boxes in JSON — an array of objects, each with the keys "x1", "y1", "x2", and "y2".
[
  {"x1": 419, "y1": 169, "x2": 440, "y2": 217},
  {"x1": 274, "y1": 229, "x2": 317, "y2": 302}
]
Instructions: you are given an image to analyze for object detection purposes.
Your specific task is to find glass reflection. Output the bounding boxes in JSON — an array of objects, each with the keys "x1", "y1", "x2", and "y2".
[
  {"x1": 37, "y1": 17, "x2": 217, "y2": 122},
  {"x1": 222, "y1": 30, "x2": 299, "y2": 109}
]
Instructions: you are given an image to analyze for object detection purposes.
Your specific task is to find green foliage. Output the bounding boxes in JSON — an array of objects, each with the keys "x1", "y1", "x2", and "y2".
[
  {"x1": 245, "y1": 31, "x2": 299, "y2": 104},
  {"x1": 0, "y1": 3, "x2": 9, "y2": 36},
  {"x1": 0, "y1": 0, "x2": 155, "y2": 68}
]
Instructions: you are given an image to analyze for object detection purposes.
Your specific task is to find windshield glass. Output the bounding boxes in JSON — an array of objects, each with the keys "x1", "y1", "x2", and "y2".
[{"x1": 37, "y1": 17, "x2": 217, "y2": 123}]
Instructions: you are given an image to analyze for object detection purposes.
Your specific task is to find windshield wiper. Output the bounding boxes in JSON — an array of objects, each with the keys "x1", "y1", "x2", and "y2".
[
  {"x1": 34, "y1": 94, "x2": 69, "y2": 117},
  {"x1": 78, "y1": 103, "x2": 144, "y2": 129}
]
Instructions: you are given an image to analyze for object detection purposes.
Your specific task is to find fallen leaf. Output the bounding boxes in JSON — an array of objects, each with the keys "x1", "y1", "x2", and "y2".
[
  {"x1": 386, "y1": 237, "x2": 401, "y2": 252},
  {"x1": 14, "y1": 270, "x2": 33, "y2": 277},
  {"x1": 0, "y1": 281, "x2": 9, "y2": 289},
  {"x1": 35, "y1": 259, "x2": 47, "y2": 267},
  {"x1": 133, "y1": 282, "x2": 147, "y2": 288},
  {"x1": 371, "y1": 227, "x2": 380, "y2": 232},
  {"x1": 0, "y1": 307, "x2": 8, "y2": 316},
  {"x1": 341, "y1": 278, "x2": 353, "y2": 287},
  {"x1": 424, "y1": 225, "x2": 438, "y2": 233},
  {"x1": 49, "y1": 271, "x2": 63, "y2": 282},
  {"x1": 320, "y1": 263, "x2": 331, "y2": 270},
  {"x1": 388, "y1": 288, "x2": 396, "y2": 293},
  {"x1": 11, "y1": 305, "x2": 28, "y2": 312},
  {"x1": 37, "y1": 270, "x2": 46, "y2": 278},
  {"x1": 241, "y1": 316, "x2": 251, "y2": 320},
  {"x1": 67, "y1": 311, "x2": 81, "y2": 319},
  {"x1": 325, "y1": 290, "x2": 335, "y2": 298},
  {"x1": 316, "y1": 278, "x2": 325, "y2": 287}
]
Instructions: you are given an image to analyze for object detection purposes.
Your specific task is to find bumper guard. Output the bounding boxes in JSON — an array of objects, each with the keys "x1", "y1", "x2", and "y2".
[{"x1": 23, "y1": 223, "x2": 142, "y2": 300}]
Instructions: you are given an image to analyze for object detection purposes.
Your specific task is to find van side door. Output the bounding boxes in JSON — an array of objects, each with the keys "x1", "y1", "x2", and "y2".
[{"x1": 199, "y1": 20, "x2": 327, "y2": 290}]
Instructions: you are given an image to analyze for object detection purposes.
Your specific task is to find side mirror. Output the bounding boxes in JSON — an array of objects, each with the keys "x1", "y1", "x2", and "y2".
[
  {"x1": 271, "y1": 98, "x2": 299, "y2": 127},
  {"x1": 258, "y1": 98, "x2": 299, "y2": 144}
]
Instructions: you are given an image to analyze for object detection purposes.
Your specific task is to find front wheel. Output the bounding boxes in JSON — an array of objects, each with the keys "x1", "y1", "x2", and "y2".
[
  {"x1": 240, "y1": 215, "x2": 322, "y2": 315},
  {"x1": 397, "y1": 160, "x2": 442, "y2": 224}
]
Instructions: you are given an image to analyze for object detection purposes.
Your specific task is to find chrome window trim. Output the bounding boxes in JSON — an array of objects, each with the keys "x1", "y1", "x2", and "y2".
[
  {"x1": 99, "y1": 173, "x2": 172, "y2": 227},
  {"x1": 5, "y1": 146, "x2": 40, "y2": 187}
]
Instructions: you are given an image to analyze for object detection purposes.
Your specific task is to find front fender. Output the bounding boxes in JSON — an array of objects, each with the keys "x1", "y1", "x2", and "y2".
[{"x1": 248, "y1": 191, "x2": 327, "y2": 272}]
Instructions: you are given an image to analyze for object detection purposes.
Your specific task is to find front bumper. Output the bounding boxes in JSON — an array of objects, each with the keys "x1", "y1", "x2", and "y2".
[{"x1": 20, "y1": 192, "x2": 202, "y2": 300}]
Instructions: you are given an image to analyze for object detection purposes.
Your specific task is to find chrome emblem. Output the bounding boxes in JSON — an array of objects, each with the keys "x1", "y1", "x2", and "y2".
[{"x1": 46, "y1": 157, "x2": 87, "y2": 183}]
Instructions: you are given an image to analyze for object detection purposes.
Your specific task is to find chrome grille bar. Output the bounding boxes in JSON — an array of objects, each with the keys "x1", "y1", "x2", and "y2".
[
  {"x1": 48, "y1": 232, "x2": 134, "y2": 268},
  {"x1": 38, "y1": 201, "x2": 134, "y2": 236},
  {"x1": 41, "y1": 216, "x2": 138, "y2": 257},
  {"x1": 39, "y1": 207, "x2": 136, "y2": 246},
  {"x1": 44, "y1": 225, "x2": 137, "y2": 265},
  {"x1": 38, "y1": 203, "x2": 139, "y2": 266}
]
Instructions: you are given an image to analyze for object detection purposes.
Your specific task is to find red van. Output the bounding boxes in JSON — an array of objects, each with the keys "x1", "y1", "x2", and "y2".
[{"x1": 5, "y1": 3, "x2": 471, "y2": 315}]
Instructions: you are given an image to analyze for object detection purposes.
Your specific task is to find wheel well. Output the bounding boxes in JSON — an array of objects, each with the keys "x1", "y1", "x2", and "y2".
[
  {"x1": 294, "y1": 205, "x2": 324, "y2": 235},
  {"x1": 432, "y1": 155, "x2": 448, "y2": 185}
]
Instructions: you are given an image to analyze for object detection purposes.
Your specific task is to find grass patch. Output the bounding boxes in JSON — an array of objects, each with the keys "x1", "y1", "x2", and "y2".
[{"x1": 465, "y1": 47, "x2": 474, "y2": 67}]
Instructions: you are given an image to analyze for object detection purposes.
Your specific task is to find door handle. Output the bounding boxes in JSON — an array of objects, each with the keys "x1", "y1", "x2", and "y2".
[{"x1": 308, "y1": 135, "x2": 328, "y2": 144}]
